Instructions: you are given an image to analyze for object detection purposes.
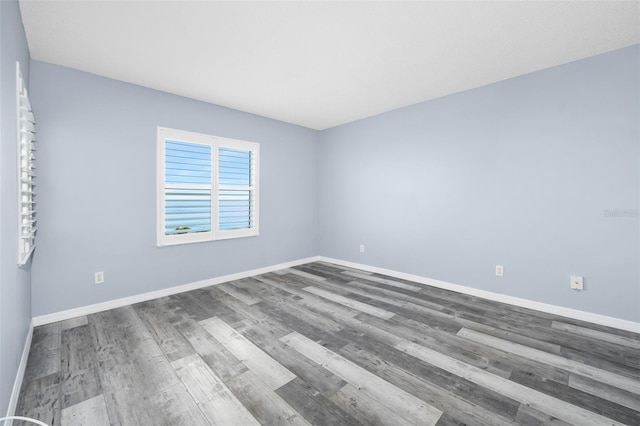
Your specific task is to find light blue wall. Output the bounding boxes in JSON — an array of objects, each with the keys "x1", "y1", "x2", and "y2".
[
  {"x1": 319, "y1": 45, "x2": 640, "y2": 322},
  {"x1": 0, "y1": 0, "x2": 32, "y2": 416},
  {"x1": 26, "y1": 44, "x2": 640, "y2": 324},
  {"x1": 29, "y1": 60, "x2": 319, "y2": 316}
]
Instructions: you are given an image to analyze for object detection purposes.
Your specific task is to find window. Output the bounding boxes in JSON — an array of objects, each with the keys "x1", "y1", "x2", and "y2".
[
  {"x1": 17, "y1": 62, "x2": 37, "y2": 265},
  {"x1": 157, "y1": 127, "x2": 259, "y2": 246}
]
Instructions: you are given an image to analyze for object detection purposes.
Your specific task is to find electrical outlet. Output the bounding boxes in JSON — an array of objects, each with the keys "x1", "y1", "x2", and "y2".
[
  {"x1": 570, "y1": 275, "x2": 583, "y2": 290},
  {"x1": 359, "y1": 244, "x2": 365, "y2": 253},
  {"x1": 495, "y1": 265, "x2": 504, "y2": 277},
  {"x1": 95, "y1": 271, "x2": 104, "y2": 284}
]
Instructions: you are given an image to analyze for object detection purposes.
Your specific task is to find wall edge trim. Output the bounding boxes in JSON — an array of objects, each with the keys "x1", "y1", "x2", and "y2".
[
  {"x1": 32, "y1": 256, "x2": 321, "y2": 326},
  {"x1": 318, "y1": 256, "x2": 640, "y2": 333},
  {"x1": 5, "y1": 320, "x2": 35, "y2": 426},
  {"x1": 32, "y1": 255, "x2": 639, "y2": 333}
]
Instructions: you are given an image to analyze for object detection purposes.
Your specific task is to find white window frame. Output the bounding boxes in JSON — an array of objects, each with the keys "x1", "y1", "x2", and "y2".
[{"x1": 157, "y1": 127, "x2": 259, "y2": 247}]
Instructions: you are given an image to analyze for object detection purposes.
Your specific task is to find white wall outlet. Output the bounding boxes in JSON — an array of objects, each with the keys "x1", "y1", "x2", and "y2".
[
  {"x1": 495, "y1": 265, "x2": 504, "y2": 276},
  {"x1": 359, "y1": 244, "x2": 365, "y2": 253},
  {"x1": 95, "y1": 271, "x2": 105, "y2": 284},
  {"x1": 570, "y1": 275, "x2": 583, "y2": 290}
]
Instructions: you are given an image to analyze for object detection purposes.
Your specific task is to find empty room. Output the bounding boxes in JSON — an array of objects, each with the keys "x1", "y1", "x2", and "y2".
[{"x1": 1, "y1": 1, "x2": 639, "y2": 425}]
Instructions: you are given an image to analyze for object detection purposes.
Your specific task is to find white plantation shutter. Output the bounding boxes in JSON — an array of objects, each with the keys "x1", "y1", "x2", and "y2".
[
  {"x1": 218, "y1": 147, "x2": 257, "y2": 233},
  {"x1": 157, "y1": 127, "x2": 259, "y2": 246},
  {"x1": 17, "y1": 62, "x2": 37, "y2": 265},
  {"x1": 164, "y1": 140, "x2": 212, "y2": 235}
]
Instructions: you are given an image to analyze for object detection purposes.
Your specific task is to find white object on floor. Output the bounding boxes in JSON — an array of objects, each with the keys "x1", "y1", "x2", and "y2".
[{"x1": 0, "y1": 416, "x2": 49, "y2": 426}]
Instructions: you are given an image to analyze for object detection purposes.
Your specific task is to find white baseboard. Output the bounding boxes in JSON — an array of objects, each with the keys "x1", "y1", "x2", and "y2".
[
  {"x1": 318, "y1": 256, "x2": 640, "y2": 334},
  {"x1": 32, "y1": 256, "x2": 321, "y2": 326},
  {"x1": 5, "y1": 320, "x2": 34, "y2": 426},
  {"x1": 32, "y1": 255, "x2": 639, "y2": 334}
]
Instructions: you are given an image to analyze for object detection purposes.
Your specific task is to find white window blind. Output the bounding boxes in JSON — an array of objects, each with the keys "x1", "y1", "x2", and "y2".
[
  {"x1": 17, "y1": 62, "x2": 37, "y2": 265},
  {"x1": 219, "y1": 147, "x2": 256, "y2": 231},
  {"x1": 165, "y1": 140, "x2": 212, "y2": 235},
  {"x1": 157, "y1": 127, "x2": 259, "y2": 246}
]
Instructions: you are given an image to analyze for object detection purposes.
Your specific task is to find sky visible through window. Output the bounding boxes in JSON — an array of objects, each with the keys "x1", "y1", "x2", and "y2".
[{"x1": 164, "y1": 140, "x2": 251, "y2": 235}]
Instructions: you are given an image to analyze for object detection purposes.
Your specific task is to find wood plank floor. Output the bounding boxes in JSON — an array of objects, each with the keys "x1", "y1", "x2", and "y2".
[{"x1": 15, "y1": 261, "x2": 640, "y2": 425}]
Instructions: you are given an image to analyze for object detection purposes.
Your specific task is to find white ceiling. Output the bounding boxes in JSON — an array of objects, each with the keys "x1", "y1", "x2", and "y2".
[{"x1": 19, "y1": 1, "x2": 640, "y2": 130}]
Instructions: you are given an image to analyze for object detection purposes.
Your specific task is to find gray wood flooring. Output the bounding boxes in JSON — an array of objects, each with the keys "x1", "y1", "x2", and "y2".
[{"x1": 15, "y1": 261, "x2": 640, "y2": 425}]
